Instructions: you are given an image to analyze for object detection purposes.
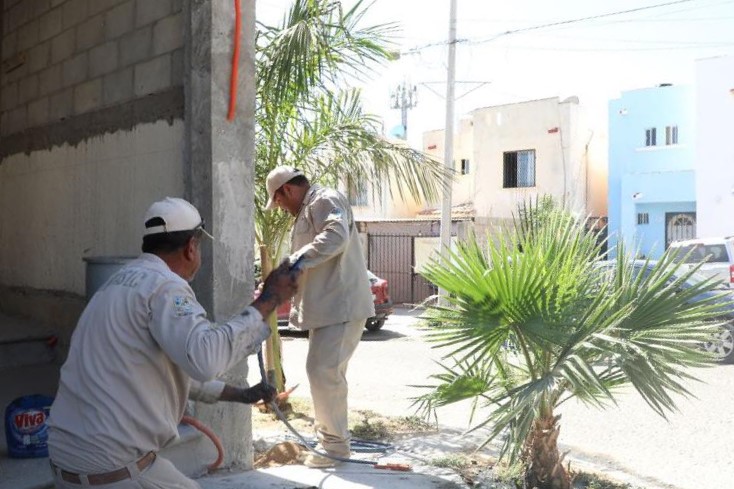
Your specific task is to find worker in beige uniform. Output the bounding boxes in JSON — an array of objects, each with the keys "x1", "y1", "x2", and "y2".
[
  {"x1": 264, "y1": 166, "x2": 374, "y2": 468},
  {"x1": 47, "y1": 197, "x2": 300, "y2": 488}
]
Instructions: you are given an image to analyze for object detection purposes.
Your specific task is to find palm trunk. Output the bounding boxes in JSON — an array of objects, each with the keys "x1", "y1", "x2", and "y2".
[
  {"x1": 259, "y1": 245, "x2": 285, "y2": 393},
  {"x1": 523, "y1": 414, "x2": 570, "y2": 489}
]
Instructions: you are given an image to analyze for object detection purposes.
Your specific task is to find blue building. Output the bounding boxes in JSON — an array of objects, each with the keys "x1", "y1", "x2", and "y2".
[{"x1": 607, "y1": 84, "x2": 695, "y2": 259}]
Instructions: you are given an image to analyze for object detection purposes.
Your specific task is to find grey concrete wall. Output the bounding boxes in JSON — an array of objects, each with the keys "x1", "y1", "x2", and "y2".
[
  {"x1": 1, "y1": 0, "x2": 184, "y2": 152},
  {"x1": 0, "y1": 119, "x2": 184, "y2": 333}
]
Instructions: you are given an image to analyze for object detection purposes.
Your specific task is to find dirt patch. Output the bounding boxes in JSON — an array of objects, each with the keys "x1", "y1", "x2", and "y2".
[{"x1": 254, "y1": 441, "x2": 308, "y2": 468}]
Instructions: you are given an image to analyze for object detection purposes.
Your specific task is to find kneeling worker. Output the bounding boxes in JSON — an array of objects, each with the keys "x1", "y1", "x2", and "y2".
[{"x1": 47, "y1": 197, "x2": 300, "y2": 488}]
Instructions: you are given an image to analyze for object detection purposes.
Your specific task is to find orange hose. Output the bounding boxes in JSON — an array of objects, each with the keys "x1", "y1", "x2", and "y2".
[
  {"x1": 181, "y1": 415, "x2": 224, "y2": 472},
  {"x1": 227, "y1": 0, "x2": 241, "y2": 121}
]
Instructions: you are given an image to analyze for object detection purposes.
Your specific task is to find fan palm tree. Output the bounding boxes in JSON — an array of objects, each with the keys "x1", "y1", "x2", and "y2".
[
  {"x1": 255, "y1": 0, "x2": 450, "y2": 391},
  {"x1": 413, "y1": 199, "x2": 723, "y2": 489}
]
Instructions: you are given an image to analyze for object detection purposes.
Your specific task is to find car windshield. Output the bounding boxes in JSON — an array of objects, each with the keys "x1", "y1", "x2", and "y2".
[
  {"x1": 671, "y1": 244, "x2": 729, "y2": 263},
  {"x1": 671, "y1": 267, "x2": 728, "y2": 289}
]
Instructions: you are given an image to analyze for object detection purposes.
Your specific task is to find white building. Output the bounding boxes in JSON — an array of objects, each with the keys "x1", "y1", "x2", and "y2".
[
  {"x1": 423, "y1": 97, "x2": 606, "y2": 234},
  {"x1": 695, "y1": 56, "x2": 734, "y2": 237}
]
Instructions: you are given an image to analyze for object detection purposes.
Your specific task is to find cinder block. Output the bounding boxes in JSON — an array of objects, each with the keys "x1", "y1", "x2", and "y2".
[
  {"x1": 74, "y1": 78, "x2": 103, "y2": 114},
  {"x1": 105, "y1": 0, "x2": 133, "y2": 40},
  {"x1": 62, "y1": 0, "x2": 88, "y2": 30},
  {"x1": 170, "y1": 47, "x2": 183, "y2": 86},
  {"x1": 1, "y1": 105, "x2": 27, "y2": 135},
  {"x1": 28, "y1": 96, "x2": 50, "y2": 126},
  {"x1": 103, "y1": 66, "x2": 132, "y2": 105},
  {"x1": 49, "y1": 87, "x2": 73, "y2": 120},
  {"x1": 4, "y1": 57, "x2": 27, "y2": 83},
  {"x1": 134, "y1": 53, "x2": 170, "y2": 96},
  {"x1": 119, "y1": 25, "x2": 151, "y2": 67},
  {"x1": 5, "y1": 1, "x2": 32, "y2": 34},
  {"x1": 51, "y1": 28, "x2": 75, "y2": 64},
  {"x1": 152, "y1": 12, "x2": 182, "y2": 56},
  {"x1": 3, "y1": 0, "x2": 24, "y2": 13},
  {"x1": 89, "y1": 40, "x2": 119, "y2": 77},
  {"x1": 27, "y1": 41, "x2": 50, "y2": 74},
  {"x1": 39, "y1": 6, "x2": 62, "y2": 42},
  {"x1": 76, "y1": 14, "x2": 105, "y2": 51},
  {"x1": 32, "y1": 0, "x2": 52, "y2": 17},
  {"x1": 62, "y1": 52, "x2": 87, "y2": 87},
  {"x1": 90, "y1": 0, "x2": 125, "y2": 16},
  {"x1": 17, "y1": 74, "x2": 38, "y2": 104},
  {"x1": 2, "y1": 31, "x2": 18, "y2": 60},
  {"x1": 39, "y1": 64, "x2": 61, "y2": 96},
  {"x1": 1, "y1": 81, "x2": 18, "y2": 111},
  {"x1": 17, "y1": 18, "x2": 40, "y2": 51},
  {"x1": 136, "y1": 0, "x2": 171, "y2": 27}
]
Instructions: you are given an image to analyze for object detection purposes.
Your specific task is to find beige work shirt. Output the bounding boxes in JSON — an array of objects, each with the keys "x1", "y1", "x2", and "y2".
[
  {"x1": 289, "y1": 185, "x2": 375, "y2": 329},
  {"x1": 47, "y1": 253, "x2": 269, "y2": 473}
]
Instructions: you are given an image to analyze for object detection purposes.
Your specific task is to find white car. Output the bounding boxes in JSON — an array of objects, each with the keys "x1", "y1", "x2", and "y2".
[{"x1": 669, "y1": 237, "x2": 734, "y2": 289}]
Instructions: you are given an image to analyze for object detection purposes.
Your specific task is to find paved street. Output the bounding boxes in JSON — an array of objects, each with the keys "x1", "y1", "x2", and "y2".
[{"x1": 248, "y1": 308, "x2": 734, "y2": 489}]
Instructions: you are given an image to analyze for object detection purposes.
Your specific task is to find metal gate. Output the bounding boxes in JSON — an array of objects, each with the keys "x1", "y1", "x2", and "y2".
[
  {"x1": 665, "y1": 212, "x2": 696, "y2": 247},
  {"x1": 367, "y1": 234, "x2": 435, "y2": 305}
]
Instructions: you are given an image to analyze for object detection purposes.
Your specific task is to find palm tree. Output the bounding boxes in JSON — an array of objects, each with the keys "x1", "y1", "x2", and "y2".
[
  {"x1": 413, "y1": 199, "x2": 723, "y2": 489},
  {"x1": 255, "y1": 0, "x2": 450, "y2": 391}
]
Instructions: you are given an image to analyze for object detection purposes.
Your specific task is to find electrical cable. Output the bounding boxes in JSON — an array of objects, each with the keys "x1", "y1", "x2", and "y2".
[
  {"x1": 227, "y1": 0, "x2": 242, "y2": 121},
  {"x1": 256, "y1": 349, "x2": 399, "y2": 467},
  {"x1": 180, "y1": 415, "x2": 225, "y2": 471}
]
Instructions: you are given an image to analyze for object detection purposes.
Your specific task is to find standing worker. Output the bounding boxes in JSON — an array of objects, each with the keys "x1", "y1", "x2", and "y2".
[
  {"x1": 47, "y1": 197, "x2": 300, "y2": 488},
  {"x1": 264, "y1": 166, "x2": 374, "y2": 468}
]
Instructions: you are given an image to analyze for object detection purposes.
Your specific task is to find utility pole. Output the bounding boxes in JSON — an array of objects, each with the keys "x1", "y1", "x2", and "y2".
[
  {"x1": 389, "y1": 81, "x2": 417, "y2": 140},
  {"x1": 439, "y1": 0, "x2": 457, "y2": 301}
]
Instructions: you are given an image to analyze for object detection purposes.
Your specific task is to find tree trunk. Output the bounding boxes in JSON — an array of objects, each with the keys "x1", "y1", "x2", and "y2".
[
  {"x1": 523, "y1": 414, "x2": 570, "y2": 489},
  {"x1": 259, "y1": 245, "x2": 285, "y2": 393}
]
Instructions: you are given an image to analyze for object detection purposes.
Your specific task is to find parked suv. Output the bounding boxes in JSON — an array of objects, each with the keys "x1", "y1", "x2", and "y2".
[{"x1": 669, "y1": 237, "x2": 734, "y2": 289}]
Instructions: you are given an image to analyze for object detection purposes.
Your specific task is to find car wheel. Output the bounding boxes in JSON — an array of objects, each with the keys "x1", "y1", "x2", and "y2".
[
  {"x1": 704, "y1": 323, "x2": 734, "y2": 364},
  {"x1": 365, "y1": 318, "x2": 385, "y2": 332}
]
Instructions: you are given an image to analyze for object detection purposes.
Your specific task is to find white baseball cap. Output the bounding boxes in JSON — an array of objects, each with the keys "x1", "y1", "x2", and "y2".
[
  {"x1": 143, "y1": 197, "x2": 214, "y2": 239},
  {"x1": 265, "y1": 166, "x2": 304, "y2": 210}
]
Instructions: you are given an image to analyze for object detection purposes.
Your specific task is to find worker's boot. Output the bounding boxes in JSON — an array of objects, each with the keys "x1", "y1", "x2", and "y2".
[{"x1": 301, "y1": 447, "x2": 349, "y2": 468}]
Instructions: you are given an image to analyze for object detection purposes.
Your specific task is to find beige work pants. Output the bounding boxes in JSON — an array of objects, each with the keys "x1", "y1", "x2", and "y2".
[
  {"x1": 306, "y1": 318, "x2": 364, "y2": 456},
  {"x1": 51, "y1": 456, "x2": 199, "y2": 489}
]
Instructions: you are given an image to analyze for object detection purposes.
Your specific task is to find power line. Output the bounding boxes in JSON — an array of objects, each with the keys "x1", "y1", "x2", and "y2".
[
  {"x1": 467, "y1": 0, "x2": 695, "y2": 45},
  {"x1": 403, "y1": 0, "x2": 696, "y2": 54}
]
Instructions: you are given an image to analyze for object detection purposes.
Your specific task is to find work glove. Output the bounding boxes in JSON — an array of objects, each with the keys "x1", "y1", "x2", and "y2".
[{"x1": 240, "y1": 382, "x2": 277, "y2": 404}]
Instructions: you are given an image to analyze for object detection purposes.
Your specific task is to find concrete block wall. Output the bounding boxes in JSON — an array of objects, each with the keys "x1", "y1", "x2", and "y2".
[{"x1": 1, "y1": 0, "x2": 184, "y2": 138}]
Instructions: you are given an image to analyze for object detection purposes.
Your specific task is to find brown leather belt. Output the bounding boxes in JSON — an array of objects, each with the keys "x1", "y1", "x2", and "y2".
[{"x1": 51, "y1": 451, "x2": 156, "y2": 485}]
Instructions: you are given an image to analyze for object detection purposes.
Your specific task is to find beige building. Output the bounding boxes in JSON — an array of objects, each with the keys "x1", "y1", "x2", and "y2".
[{"x1": 422, "y1": 96, "x2": 607, "y2": 235}]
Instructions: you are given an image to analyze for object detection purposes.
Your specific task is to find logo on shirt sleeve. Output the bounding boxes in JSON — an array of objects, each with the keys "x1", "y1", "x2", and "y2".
[
  {"x1": 173, "y1": 296, "x2": 194, "y2": 317},
  {"x1": 326, "y1": 208, "x2": 343, "y2": 221}
]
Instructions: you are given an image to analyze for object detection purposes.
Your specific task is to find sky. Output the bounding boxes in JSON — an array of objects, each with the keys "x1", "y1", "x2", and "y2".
[{"x1": 257, "y1": 0, "x2": 734, "y2": 148}]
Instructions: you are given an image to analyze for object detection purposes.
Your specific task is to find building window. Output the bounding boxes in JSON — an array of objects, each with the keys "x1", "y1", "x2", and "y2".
[
  {"x1": 347, "y1": 177, "x2": 368, "y2": 206},
  {"x1": 503, "y1": 150, "x2": 536, "y2": 188},
  {"x1": 645, "y1": 128, "x2": 657, "y2": 147},
  {"x1": 460, "y1": 158, "x2": 470, "y2": 175},
  {"x1": 665, "y1": 125, "x2": 678, "y2": 145},
  {"x1": 637, "y1": 213, "x2": 650, "y2": 225}
]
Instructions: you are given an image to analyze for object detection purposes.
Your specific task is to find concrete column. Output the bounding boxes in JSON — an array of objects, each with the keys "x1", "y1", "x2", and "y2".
[{"x1": 184, "y1": 0, "x2": 257, "y2": 469}]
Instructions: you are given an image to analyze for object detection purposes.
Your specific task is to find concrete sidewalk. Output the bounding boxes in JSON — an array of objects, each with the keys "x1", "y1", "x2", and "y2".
[
  {"x1": 199, "y1": 462, "x2": 467, "y2": 489},
  {"x1": 199, "y1": 432, "x2": 472, "y2": 489}
]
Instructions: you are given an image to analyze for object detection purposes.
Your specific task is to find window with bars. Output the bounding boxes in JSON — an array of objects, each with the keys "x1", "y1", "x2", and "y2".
[
  {"x1": 503, "y1": 150, "x2": 536, "y2": 188},
  {"x1": 665, "y1": 125, "x2": 678, "y2": 145},
  {"x1": 460, "y1": 158, "x2": 470, "y2": 175},
  {"x1": 645, "y1": 128, "x2": 657, "y2": 147},
  {"x1": 637, "y1": 213, "x2": 650, "y2": 225}
]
